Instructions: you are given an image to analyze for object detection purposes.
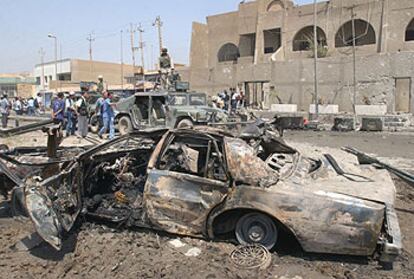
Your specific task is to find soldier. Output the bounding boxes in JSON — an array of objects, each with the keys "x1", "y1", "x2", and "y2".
[
  {"x1": 97, "y1": 75, "x2": 106, "y2": 94},
  {"x1": 159, "y1": 48, "x2": 173, "y2": 89}
]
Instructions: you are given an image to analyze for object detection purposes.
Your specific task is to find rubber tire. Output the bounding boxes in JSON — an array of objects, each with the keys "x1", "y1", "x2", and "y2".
[
  {"x1": 176, "y1": 118, "x2": 194, "y2": 129},
  {"x1": 235, "y1": 212, "x2": 278, "y2": 250},
  {"x1": 90, "y1": 115, "x2": 100, "y2": 134},
  {"x1": 118, "y1": 116, "x2": 133, "y2": 135}
]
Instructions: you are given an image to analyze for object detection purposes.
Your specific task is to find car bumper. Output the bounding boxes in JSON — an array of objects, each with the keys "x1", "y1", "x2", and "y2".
[{"x1": 380, "y1": 205, "x2": 402, "y2": 263}]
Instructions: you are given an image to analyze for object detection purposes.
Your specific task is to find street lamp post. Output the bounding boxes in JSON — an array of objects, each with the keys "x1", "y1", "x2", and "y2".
[{"x1": 48, "y1": 34, "x2": 58, "y2": 90}]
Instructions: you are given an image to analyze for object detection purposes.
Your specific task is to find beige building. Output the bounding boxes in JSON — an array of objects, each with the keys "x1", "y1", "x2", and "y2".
[
  {"x1": 185, "y1": 0, "x2": 414, "y2": 113},
  {"x1": 0, "y1": 73, "x2": 37, "y2": 98},
  {"x1": 34, "y1": 59, "x2": 141, "y2": 92}
]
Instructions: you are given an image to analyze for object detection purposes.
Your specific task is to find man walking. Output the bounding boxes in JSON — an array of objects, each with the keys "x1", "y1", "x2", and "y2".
[
  {"x1": 52, "y1": 92, "x2": 65, "y2": 125},
  {"x1": 76, "y1": 91, "x2": 90, "y2": 138},
  {"x1": 98, "y1": 91, "x2": 116, "y2": 140},
  {"x1": 0, "y1": 94, "x2": 10, "y2": 128},
  {"x1": 27, "y1": 97, "x2": 35, "y2": 116},
  {"x1": 13, "y1": 97, "x2": 23, "y2": 116},
  {"x1": 65, "y1": 92, "x2": 77, "y2": 137}
]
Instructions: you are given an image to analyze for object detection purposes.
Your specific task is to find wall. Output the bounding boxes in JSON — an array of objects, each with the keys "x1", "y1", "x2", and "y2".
[{"x1": 186, "y1": 0, "x2": 414, "y2": 113}]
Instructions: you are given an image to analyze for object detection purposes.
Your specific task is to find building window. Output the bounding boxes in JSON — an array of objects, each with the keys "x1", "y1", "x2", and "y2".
[
  {"x1": 335, "y1": 19, "x2": 376, "y2": 47},
  {"x1": 239, "y1": 34, "x2": 256, "y2": 57},
  {"x1": 45, "y1": 76, "x2": 48, "y2": 84},
  {"x1": 267, "y1": 0, "x2": 284, "y2": 12},
  {"x1": 406, "y1": 19, "x2": 414, "y2": 41},
  {"x1": 293, "y1": 26, "x2": 327, "y2": 51},
  {"x1": 217, "y1": 43, "x2": 240, "y2": 62},
  {"x1": 264, "y1": 28, "x2": 281, "y2": 54},
  {"x1": 36, "y1": 77, "x2": 41, "y2": 85}
]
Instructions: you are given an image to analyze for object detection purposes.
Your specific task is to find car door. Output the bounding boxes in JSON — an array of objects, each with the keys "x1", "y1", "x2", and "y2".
[
  {"x1": 144, "y1": 132, "x2": 229, "y2": 236},
  {"x1": 25, "y1": 162, "x2": 82, "y2": 250}
]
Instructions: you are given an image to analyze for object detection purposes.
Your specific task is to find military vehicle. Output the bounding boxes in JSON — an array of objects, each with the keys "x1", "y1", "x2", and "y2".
[{"x1": 114, "y1": 90, "x2": 228, "y2": 135}]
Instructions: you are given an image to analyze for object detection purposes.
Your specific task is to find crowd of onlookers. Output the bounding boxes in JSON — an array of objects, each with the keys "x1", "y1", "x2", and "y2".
[
  {"x1": 0, "y1": 93, "x2": 44, "y2": 128},
  {"x1": 212, "y1": 88, "x2": 246, "y2": 113},
  {"x1": 50, "y1": 90, "x2": 116, "y2": 140}
]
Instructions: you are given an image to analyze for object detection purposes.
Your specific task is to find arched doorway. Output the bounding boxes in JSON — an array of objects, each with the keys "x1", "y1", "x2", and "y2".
[
  {"x1": 267, "y1": 0, "x2": 284, "y2": 12},
  {"x1": 405, "y1": 18, "x2": 414, "y2": 41},
  {"x1": 335, "y1": 19, "x2": 376, "y2": 47},
  {"x1": 217, "y1": 43, "x2": 240, "y2": 62},
  {"x1": 292, "y1": 26, "x2": 327, "y2": 51}
]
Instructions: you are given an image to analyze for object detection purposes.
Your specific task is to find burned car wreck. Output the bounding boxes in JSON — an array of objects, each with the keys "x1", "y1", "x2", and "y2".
[{"x1": 0, "y1": 126, "x2": 402, "y2": 264}]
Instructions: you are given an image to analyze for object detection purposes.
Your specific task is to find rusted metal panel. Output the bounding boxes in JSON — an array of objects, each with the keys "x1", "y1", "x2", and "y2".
[
  {"x1": 224, "y1": 137, "x2": 279, "y2": 187},
  {"x1": 144, "y1": 169, "x2": 228, "y2": 236},
  {"x1": 208, "y1": 185, "x2": 385, "y2": 256}
]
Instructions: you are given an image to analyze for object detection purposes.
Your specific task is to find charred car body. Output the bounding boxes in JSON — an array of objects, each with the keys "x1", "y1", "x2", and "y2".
[{"x1": 0, "y1": 126, "x2": 401, "y2": 264}]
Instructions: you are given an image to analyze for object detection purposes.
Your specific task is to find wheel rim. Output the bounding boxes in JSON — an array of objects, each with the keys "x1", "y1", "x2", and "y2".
[
  {"x1": 235, "y1": 213, "x2": 278, "y2": 250},
  {"x1": 119, "y1": 119, "x2": 130, "y2": 134},
  {"x1": 178, "y1": 119, "x2": 193, "y2": 129}
]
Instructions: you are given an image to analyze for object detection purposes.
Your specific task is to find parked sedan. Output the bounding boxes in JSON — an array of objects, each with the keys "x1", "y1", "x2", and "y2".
[{"x1": 1, "y1": 127, "x2": 401, "y2": 264}]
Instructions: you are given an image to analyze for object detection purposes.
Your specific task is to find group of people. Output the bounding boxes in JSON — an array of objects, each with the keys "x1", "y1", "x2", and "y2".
[
  {"x1": 212, "y1": 88, "x2": 246, "y2": 113},
  {"x1": 51, "y1": 89, "x2": 115, "y2": 140},
  {"x1": 0, "y1": 93, "x2": 44, "y2": 128}
]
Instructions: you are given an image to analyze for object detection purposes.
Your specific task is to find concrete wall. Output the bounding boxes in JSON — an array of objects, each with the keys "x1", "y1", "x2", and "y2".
[{"x1": 186, "y1": 0, "x2": 414, "y2": 113}]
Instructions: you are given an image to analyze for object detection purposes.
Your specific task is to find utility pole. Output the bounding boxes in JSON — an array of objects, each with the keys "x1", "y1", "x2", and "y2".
[
  {"x1": 129, "y1": 23, "x2": 137, "y2": 70},
  {"x1": 38, "y1": 48, "x2": 46, "y2": 90},
  {"x1": 87, "y1": 33, "x2": 95, "y2": 61},
  {"x1": 87, "y1": 33, "x2": 95, "y2": 77},
  {"x1": 351, "y1": 6, "x2": 358, "y2": 127},
  {"x1": 138, "y1": 23, "x2": 146, "y2": 91},
  {"x1": 120, "y1": 30, "x2": 124, "y2": 90},
  {"x1": 313, "y1": 0, "x2": 319, "y2": 121},
  {"x1": 153, "y1": 16, "x2": 163, "y2": 54}
]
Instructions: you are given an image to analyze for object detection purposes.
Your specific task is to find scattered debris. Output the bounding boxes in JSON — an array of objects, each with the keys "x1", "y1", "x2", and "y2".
[{"x1": 230, "y1": 244, "x2": 272, "y2": 270}]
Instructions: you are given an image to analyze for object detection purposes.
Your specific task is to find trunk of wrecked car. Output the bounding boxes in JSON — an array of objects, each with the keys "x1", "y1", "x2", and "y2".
[{"x1": 24, "y1": 133, "x2": 164, "y2": 250}]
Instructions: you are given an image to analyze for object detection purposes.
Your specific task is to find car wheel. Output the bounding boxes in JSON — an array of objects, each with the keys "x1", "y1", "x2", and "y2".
[
  {"x1": 118, "y1": 116, "x2": 133, "y2": 135},
  {"x1": 177, "y1": 118, "x2": 193, "y2": 129},
  {"x1": 235, "y1": 212, "x2": 278, "y2": 250},
  {"x1": 90, "y1": 115, "x2": 100, "y2": 134}
]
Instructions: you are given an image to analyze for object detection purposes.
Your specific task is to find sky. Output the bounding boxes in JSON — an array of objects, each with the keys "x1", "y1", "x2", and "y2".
[{"x1": 0, "y1": 0, "x2": 313, "y2": 73}]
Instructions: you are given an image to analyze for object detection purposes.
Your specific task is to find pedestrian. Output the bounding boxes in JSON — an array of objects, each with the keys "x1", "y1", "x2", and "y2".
[
  {"x1": 27, "y1": 97, "x2": 35, "y2": 116},
  {"x1": 222, "y1": 90, "x2": 229, "y2": 111},
  {"x1": 65, "y1": 91, "x2": 77, "y2": 137},
  {"x1": 76, "y1": 91, "x2": 90, "y2": 138},
  {"x1": 13, "y1": 97, "x2": 23, "y2": 116},
  {"x1": 0, "y1": 94, "x2": 10, "y2": 128},
  {"x1": 98, "y1": 91, "x2": 116, "y2": 140},
  {"x1": 34, "y1": 93, "x2": 42, "y2": 115},
  {"x1": 95, "y1": 94, "x2": 105, "y2": 130},
  {"x1": 52, "y1": 92, "x2": 65, "y2": 125}
]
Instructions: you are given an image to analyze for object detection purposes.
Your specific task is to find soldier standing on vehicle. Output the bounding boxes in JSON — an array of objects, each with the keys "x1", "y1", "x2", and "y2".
[
  {"x1": 97, "y1": 75, "x2": 106, "y2": 94},
  {"x1": 159, "y1": 48, "x2": 173, "y2": 89},
  {"x1": 0, "y1": 94, "x2": 10, "y2": 128},
  {"x1": 76, "y1": 91, "x2": 90, "y2": 138}
]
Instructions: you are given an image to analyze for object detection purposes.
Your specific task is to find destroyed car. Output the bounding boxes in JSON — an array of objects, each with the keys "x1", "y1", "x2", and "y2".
[{"x1": 0, "y1": 128, "x2": 401, "y2": 264}]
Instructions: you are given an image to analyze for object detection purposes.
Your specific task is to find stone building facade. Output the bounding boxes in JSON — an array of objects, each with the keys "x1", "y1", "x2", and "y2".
[{"x1": 185, "y1": 0, "x2": 414, "y2": 113}]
